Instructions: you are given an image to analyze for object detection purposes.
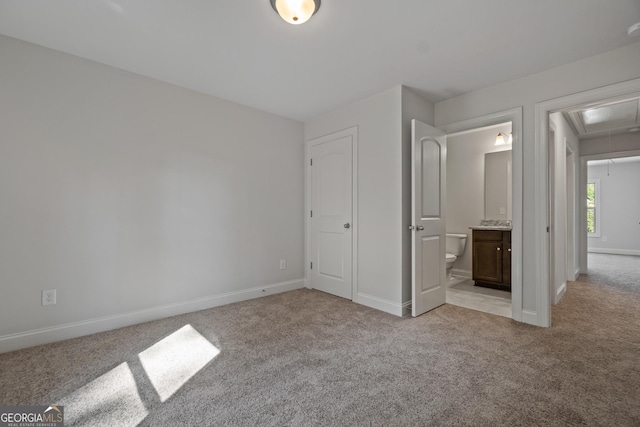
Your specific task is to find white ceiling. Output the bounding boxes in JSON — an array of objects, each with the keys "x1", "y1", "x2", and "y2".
[{"x1": 1, "y1": 1, "x2": 639, "y2": 121}]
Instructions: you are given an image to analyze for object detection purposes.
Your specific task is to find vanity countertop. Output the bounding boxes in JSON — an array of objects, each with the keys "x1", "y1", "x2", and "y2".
[
  {"x1": 469, "y1": 220, "x2": 512, "y2": 231},
  {"x1": 469, "y1": 225, "x2": 512, "y2": 231}
]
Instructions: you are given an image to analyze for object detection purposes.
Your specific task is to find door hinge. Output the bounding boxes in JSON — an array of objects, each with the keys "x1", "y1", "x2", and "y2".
[
  {"x1": 547, "y1": 226, "x2": 550, "y2": 232},
  {"x1": 310, "y1": 159, "x2": 313, "y2": 166},
  {"x1": 310, "y1": 262, "x2": 313, "y2": 269},
  {"x1": 310, "y1": 210, "x2": 313, "y2": 218}
]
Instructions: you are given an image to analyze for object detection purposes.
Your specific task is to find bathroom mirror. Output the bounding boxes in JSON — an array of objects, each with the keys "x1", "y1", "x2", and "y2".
[{"x1": 484, "y1": 150, "x2": 512, "y2": 220}]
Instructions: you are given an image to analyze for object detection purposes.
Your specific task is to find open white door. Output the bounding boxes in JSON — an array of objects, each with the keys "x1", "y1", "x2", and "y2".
[{"x1": 411, "y1": 119, "x2": 447, "y2": 317}]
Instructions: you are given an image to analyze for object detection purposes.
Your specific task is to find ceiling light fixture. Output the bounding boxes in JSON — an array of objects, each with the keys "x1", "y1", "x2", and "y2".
[{"x1": 270, "y1": 0, "x2": 321, "y2": 25}]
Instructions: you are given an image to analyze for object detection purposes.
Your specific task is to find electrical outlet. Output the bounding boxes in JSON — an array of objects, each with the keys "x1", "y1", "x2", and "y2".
[
  {"x1": 42, "y1": 289, "x2": 57, "y2": 306},
  {"x1": 280, "y1": 259, "x2": 286, "y2": 270}
]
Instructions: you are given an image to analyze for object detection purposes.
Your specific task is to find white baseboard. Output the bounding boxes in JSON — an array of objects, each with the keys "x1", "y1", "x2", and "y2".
[
  {"x1": 355, "y1": 292, "x2": 404, "y2": 317},
  {"x1": 573, "y1": 268, "x2": 581, "y2": 281},
  {"x1": 554, "y1": 282, "x2": 567, "y2": 304},
  {"x1": 588, "y1": 248, "x2": 640, "y2": 256},
  {"x1": 521, "y1": 309, "x2": 538, "y2": 326},
  {"x1": 452, "y1": 268, "x2": 472, "y2": 279},
  {"x1": 402, "y1": 300, "x2": 412, "y2": 317},
  {"x1": 0, "y1": 279, "x2": 305, "y2": 354}
]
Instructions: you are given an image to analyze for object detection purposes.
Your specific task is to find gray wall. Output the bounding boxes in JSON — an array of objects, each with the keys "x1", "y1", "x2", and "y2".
[
  {"x1": 305, "y1": 86, "x2": 434, "y2": 315},
  {"x1": 0, "y1": 36, "x2": 305, "y2": 352},
  {"x1": 549, "y1": 112, "x2": 580, "y2": 303},
  {"x1": 305, "y1": 87, "x2": 402, "y2": 313},
  {"x1": 587, "y1": 158, "x2": 640, "y2": 255},
  {"x1": 581, "y1": 133, "x2": 640, "y2": 157}
]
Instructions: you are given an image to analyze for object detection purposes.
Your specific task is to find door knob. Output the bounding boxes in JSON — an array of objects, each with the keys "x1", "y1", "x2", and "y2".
[
  {"x1": 344, "y1": 223, "x2": 351, "y2": 229},
  {"x1": 508, "y1": 248, "x2": 511, "y2": 252},
  {"x1": 416, "y1": 225, "x2": 424, "y2": 231},
  {"x1": 497, "y1": 247, "x2": 501, "y2": 251}
]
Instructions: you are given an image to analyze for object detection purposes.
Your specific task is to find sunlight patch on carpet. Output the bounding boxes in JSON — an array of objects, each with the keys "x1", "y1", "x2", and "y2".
[
  {"x1": 138, "y1": 324, "x2": 220, "y2": 402},
  {"x1": 59, "y1": 362, "x2": 148, "y2": 426}
]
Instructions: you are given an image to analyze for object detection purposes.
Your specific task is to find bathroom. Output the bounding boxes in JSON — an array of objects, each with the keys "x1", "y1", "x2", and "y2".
[{"x1": 445, "y1": 122, "x2": 513, "y2": 317}]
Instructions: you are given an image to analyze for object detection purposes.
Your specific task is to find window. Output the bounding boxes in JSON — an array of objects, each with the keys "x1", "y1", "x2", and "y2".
[{"x1": 587, "y1": 179, "x2": 600, "y2": 237}]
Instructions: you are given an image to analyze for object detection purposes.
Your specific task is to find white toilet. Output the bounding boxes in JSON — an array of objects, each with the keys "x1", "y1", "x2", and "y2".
[{"x1": 446, "y1": 233, "x2": 468, "y2": 281}]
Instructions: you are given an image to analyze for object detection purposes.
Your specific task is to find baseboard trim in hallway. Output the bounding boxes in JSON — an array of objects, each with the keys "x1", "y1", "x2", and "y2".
[
  {"x1": 555, "y1": 282, "x2": 567, "y2": 304},
  {"x1": 588, "y1": 248, "x2": 640, "y2": 256}
]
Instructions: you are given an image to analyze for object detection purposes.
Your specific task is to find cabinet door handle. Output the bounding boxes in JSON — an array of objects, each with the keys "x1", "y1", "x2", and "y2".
[
  {"x1": 497, "y1": 247, "x2": 501, "y2": 251},
  {"x1": 508, "y1": 248, "x2": 511, "y2": 252}
]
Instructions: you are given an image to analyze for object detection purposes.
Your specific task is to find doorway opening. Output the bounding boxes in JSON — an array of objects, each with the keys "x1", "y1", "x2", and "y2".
[
  {"x1": 584, "y1": 154, "x2": 640, "y2": 259},
  {"x1": 581, "y1": 155, "x2": 640, "y2": 290},
  {"x1": 538, "y1": 80, "x2": 640, "y2": 326},
  {"x1": 444, "y1": 122, "x2": 513, "y2": 318},
  {"x1": 438, "y1": 107, "x2": 523, "y2": 322},
  {"x1": 410, "y1": 107, "x2": 522, "y2": 321}
]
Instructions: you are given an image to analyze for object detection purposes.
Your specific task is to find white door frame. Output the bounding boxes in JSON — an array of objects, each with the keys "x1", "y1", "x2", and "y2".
[
  {"x1": 534, "y1": 77, "x2": 640, "y2": 327},
  {"x1": 305, "y1": 126, "x2": 358, "y2": 299},
  {"x1": 439, "y1": 107, "x2": 524, "y2": 322},
  {"x1": 548, "y1": 124, "x2": 557, "y2": 306},
  {"x1": 565, "y1": 144, "x2": 576, "y2": 284}
]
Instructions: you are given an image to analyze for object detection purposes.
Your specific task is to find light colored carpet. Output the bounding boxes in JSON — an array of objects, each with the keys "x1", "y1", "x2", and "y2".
[
  {"x1": 1, "y1": 263, "x2": 639, "y2": 425},
  {"x1": 579, "y1": 253, "x2": 640, "y2": 292}
]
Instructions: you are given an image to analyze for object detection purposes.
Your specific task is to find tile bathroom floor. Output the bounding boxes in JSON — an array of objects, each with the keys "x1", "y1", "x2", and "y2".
[{"x1": 446, "y1": 277, "x2": 512, "y2": 318}]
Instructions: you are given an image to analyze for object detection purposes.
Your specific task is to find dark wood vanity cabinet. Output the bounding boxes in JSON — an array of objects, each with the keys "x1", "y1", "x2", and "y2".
[{"x1": 472, "y1": 230, "x2": 511, "y2": 291}]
